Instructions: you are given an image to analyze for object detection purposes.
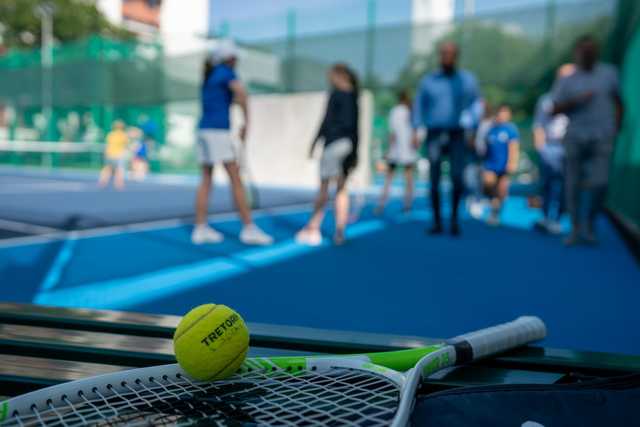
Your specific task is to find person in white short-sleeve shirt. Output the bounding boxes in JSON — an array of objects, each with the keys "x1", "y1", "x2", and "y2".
[{"x1": 375, "y1": 91, "x2": 418, "y2": 214}]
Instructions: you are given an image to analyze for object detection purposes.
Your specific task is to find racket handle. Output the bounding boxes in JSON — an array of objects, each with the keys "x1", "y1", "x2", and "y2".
[{"x1": 449, "y1": 316, "x2": 546, "y2": 363}]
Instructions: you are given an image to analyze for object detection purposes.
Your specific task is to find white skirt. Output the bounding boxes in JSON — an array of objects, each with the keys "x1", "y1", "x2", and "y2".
[{"x1": 197, "y1": 129, "x2": 237, "y2": 165}]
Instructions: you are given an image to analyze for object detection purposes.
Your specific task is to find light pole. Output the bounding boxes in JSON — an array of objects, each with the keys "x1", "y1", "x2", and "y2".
[{"x1": 36, "y1": 2, "x2": 55, "y2": 141}]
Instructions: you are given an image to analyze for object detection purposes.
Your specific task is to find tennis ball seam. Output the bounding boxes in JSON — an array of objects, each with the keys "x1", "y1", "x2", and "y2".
[
  {"x1": 174, "y1": 304, "x2": 218, "y2": 342},
  {"x1": 202, "y1": 345, "x2": 249, "y2": 382}
]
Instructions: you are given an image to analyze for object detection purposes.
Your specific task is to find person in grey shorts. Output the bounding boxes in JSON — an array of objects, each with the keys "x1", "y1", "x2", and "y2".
[
  {"x1": 552, "y1": 35, "x2": 623, "y2": 245},
  {"x1": 296, "y1": 63, "x2": 360, "y2": 246}
]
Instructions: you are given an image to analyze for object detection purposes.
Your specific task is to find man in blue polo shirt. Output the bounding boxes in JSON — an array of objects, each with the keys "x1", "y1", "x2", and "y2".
[{"x1": 413, "y1": 42, "x2": 480, "y2": 236}]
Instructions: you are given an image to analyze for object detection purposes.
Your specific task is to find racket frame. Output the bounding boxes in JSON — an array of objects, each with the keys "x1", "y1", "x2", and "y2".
[{"x1": 1, "y1": 316, "x2": 546, "y2": 425}]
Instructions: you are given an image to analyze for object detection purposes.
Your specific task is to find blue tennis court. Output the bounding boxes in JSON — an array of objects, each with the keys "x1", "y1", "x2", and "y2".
[{"x1": 1, "y1": 168, "x2": 638, "y2": 356}]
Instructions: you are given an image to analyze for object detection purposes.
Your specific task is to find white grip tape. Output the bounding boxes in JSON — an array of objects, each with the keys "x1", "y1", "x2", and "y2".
[{"x1": 451, "y1": 316, "x2": 546, "y2": 360}]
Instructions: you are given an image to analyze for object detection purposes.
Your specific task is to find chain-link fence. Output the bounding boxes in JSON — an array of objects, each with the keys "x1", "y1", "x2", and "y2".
[
  {"x1": 0, "y1": 0, "x2": 630, "y2": 181},
  {"x1": 608, "y1": 0, "x2": 640, "y2": 232}
]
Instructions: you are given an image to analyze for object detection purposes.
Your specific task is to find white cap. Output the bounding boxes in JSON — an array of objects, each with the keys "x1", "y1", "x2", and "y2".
[{"x1": 211, "y1": 39, "x2": 238, "y2": 63}]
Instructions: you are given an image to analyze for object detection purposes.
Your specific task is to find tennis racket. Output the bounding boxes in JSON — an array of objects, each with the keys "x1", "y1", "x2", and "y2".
[
  {"x1": 238, "y1": 141, "x2": 260, "y2": 210},
  {"x1": 0, "y1": 316, "x2": 545, "y2": 426}
]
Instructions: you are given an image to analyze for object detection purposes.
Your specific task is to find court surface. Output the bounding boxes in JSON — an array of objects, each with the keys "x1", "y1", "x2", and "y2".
[{"x1": 1, "y1": 168, "x2": 639, "y2": 355}]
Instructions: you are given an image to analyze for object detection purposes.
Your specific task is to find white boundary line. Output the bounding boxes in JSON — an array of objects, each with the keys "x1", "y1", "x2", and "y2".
[
  {"x1": 0, "y1": 218, "x2": 62, "y2": 235},
  {"x1": 0, "y1": 202, "x2": 314, "y2": 249}
]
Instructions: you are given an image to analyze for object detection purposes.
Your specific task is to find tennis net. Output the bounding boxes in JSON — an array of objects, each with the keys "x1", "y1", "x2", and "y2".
[{"x1": 0, "y1": 140, "x2": 104, "y2": 169}]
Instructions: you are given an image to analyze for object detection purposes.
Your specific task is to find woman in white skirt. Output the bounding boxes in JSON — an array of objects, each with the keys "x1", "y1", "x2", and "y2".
[
  {"x1": 192, "y1": 41, "x2": 273, "y2": 246},
  {"x1": 375, "y1": 91, "x2": 418, "y2": 214},
  {"x1": 295, "y1": 63, "x2": 360, "y2": 246}
]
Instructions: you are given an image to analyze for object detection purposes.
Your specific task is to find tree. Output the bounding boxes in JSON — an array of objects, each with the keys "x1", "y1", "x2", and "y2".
[
  {"x1": 396, "y1": 22, "x2": 540, "y2": 115},
  {"x1": 0, "y1": 0, "x2": 132, "y2": 50}
]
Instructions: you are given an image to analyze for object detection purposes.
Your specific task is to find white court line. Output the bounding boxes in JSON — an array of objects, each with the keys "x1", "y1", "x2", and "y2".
[
  {"x1": 0, "y1": 181, "x2": 92, "y2": 194},
  {"x1": 0, "y1": 202, "x2": 314, "y2": 249},
  {"x1": 0, "y1": 218, "x2": 62, "y2": 235}
]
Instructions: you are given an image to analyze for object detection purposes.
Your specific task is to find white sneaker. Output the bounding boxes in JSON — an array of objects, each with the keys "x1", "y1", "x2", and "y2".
[
  {"x1": 192, "y1": 225, "x2": 224, "y2": 244},
  {"x1": 240, "y1": 224, "x2": 274, "y2": 246},
  {"x1": 295, "y1": 229, "x2": 323, "y2": 246},
  {"x1": 469, "y1": 199, "x2": 485, "y2": 219},
  {"x1": 546, "y1": 220, "x2": 562, "y2": 235}
]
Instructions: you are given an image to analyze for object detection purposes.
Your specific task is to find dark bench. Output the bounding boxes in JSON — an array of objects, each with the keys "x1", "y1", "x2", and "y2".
[{"x1": 1, "y1": 303, "x2": 639, "y2": 398}]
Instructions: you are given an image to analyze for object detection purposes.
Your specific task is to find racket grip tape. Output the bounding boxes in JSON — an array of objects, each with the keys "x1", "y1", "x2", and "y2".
[{"x1": 448, "y1": 316, "x2": 546, "y2": 364}]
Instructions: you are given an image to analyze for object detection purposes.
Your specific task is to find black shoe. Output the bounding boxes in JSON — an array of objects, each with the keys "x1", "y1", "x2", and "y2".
[
  {"x1": 450, "y1": 223, "x2": 461, "y2": 237},
  {"x1": 427, "y1": 224, "x2": 443, "y2": 235}
]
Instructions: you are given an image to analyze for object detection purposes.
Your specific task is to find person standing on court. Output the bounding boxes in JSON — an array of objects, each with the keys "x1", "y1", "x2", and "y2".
[
  {"x1": 98, "y1": 120, "x2": 129, "y2": 190},
  {"x1": 375, "y1": 90, "x2": 418, "y2": 215},
  {"x1": 412, "y1": 41, "x2": 480, "y2": 236},
  {"x1": 532, "y1": 64, "x2": 575, "y2": 235},
  {"x1": 551, "y1": 35, "x2": 623, "y2": 246},
  {"x1": 482, "y1": 104, "x2": 520, "y2": 226},
  {"x1": 296, "y1": 63, "x2": 359, "y2": 246},
  {"x1": 192, "y1": 40, "x2": 273, "y2": 246}
]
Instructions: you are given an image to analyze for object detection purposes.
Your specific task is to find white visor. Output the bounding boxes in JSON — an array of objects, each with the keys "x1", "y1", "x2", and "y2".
[{"x1": 211, "y1": 40, "x2": 238, "y2": 63}]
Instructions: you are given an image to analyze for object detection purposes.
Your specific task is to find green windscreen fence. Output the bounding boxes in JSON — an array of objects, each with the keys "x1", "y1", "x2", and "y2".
[
  {"x1": 0, "y1": 0, "x2": 630, "y2": 177},
  {"x1": 609, "y1": 23, "x2": 640, "y2": 232}
]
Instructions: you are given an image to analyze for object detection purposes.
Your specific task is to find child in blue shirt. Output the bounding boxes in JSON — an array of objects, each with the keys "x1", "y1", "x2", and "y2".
[{"x1": 482, "y1": 104, "x2": 520, "y2": 225}]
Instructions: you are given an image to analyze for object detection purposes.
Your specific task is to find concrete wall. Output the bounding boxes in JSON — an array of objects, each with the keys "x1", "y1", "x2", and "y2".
[{"x1": 230, "y1": 90, "x2": 372, "y2": 190}]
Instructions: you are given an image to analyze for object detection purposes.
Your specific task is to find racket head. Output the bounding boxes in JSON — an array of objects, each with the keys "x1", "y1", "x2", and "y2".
[{"x1": 0, "y1": 355, "x2": 422, "y2": 427}]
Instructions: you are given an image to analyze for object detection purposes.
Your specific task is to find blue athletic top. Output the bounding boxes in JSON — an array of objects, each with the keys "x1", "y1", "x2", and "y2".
[
  {"x1": 484, "y1": 122, "x2": 519, "y2": 173},
  {"x1": 412, "y1": 68, "x2": 480, "y2": 130},
  {"x1": 135, "y1": 140, "x2": 148, "y2": 160},
  {"x1": 199, "y1": 64, "x2": 237, "y2": 130}
]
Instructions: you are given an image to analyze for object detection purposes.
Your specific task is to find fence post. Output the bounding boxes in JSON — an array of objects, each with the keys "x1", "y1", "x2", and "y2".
[
  {"x1": 220, "y1": 20, "x2": 230, "y2": 37},
  {"x1": 285, "y1": 9, "x2": 297, "y2": 92},
  {"x1": 545, "y1": 0, "x2": 557, "y2": 57},
  {"x1": 364, "y1": 0, "x2": 377, "y2": 88}
]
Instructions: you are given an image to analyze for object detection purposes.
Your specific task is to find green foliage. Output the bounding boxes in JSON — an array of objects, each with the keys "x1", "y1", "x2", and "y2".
[
  {"x1": 396, "y1": 22, "x2": 540, "y2": 115},
  {"x1": 0, "y1": 0, "x2": 133, "y2": 50}
]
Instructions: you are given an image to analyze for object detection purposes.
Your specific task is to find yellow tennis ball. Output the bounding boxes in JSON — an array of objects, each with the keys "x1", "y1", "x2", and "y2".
[{"x1": 173, "y1": 304, "x2": 249, "y2": 381}]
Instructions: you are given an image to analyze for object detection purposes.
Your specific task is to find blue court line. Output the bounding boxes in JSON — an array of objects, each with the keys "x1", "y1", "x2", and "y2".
[
  {"x1": 31, "y1": 197, "x2": 572, "y2": 311},
  {"x1": 34, "y1": 258, "x2": 247, "y2": 309},
  {"x1": 497, "y1": 198, "x2": 571, "y2": 232},
  {"x1": 33, "y1": 218, "x2": 389, "y2": 310},
  {"x1": 37, "y1": 232, "x2": 78, "y2": 292},
  {"x1": 345, "y1": 220, "x2": 385, "y2": 238},
  {"x1": 236, "y1": 240, "x2": 325, "y2": 267},
  {"x1": 236, "y1": 220, "x2": 385, "y2": 267}
]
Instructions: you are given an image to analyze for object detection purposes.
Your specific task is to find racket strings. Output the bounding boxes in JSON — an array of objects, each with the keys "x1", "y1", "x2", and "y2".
[{"x1": 3, "y1": 368, "x2": 400, "y2": 427}]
